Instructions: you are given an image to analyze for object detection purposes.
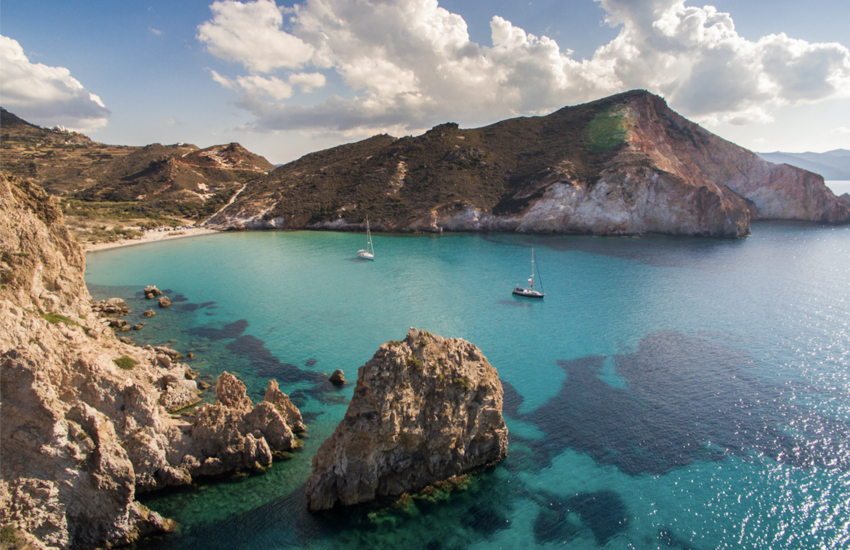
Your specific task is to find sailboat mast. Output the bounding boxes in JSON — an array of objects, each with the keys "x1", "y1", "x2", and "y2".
[{"x1": 530, "y1": 248, "x2": 535, "y2": 291}]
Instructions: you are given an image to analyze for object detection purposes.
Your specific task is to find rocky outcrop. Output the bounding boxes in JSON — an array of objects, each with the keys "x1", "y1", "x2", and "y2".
[
  {"x1": 305, "y1": 328, "x2": 508, "y2": 511},
  {"x1": 143, "y1": 286, "x2": 162, "y2": 299},
  {"x1": 329, "y1": 369, "x2": 346, "y2": 385},
  {"x1": 0, "y1": 174, "x2": 304, "y2": 549},
  {"x1": 179, "y1": 374, "x2": 302, "y2": 477},
  {"x1": 207, "y1": 90, "x2": 848, "y2": 237}
]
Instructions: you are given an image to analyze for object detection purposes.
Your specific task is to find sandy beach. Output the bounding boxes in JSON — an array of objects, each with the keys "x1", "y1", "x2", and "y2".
[{"x1": 84, "y1": 227, "x2": 220, "y2": 253}]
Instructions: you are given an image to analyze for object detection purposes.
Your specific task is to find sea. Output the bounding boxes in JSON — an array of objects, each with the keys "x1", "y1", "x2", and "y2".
[{"x1": 84, "y1": 220, "x2": 850, "y2": 550}]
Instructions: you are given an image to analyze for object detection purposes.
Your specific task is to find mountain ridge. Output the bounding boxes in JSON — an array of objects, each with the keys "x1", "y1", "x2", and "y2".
[
  {"x1": 207, "y1": 90, "x2": 849, "y2": 237},
  {"x1": 756, "y1": 149, "x2": 850, "y2": 180}
]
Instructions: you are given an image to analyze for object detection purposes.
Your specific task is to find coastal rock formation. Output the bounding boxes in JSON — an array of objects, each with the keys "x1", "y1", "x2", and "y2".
[
  {"x1": 305, "y1": 328, "x2": 508, "y2": 511},
  {"x1": 207, "y1": 90, "x2": 849, "y2": 237},
  {"x1": 144, "y1": 285, "x2": 162, "y2": 299},
  {"x1": 0, "y1": 174, "x2": 304, "y2": 549},
  {"x1": 329, "y1": 369, "x2": 346, "y2": 385}
]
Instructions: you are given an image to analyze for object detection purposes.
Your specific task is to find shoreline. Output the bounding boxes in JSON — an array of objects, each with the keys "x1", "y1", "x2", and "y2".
[{"x1": 84, "y1": 227, "x2": 220, "y2": 253}]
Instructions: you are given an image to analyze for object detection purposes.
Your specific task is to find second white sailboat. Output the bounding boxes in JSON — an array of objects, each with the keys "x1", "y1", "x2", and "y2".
[{"x1": 358, "y1": 218, "x2": 375, "y2": 260}]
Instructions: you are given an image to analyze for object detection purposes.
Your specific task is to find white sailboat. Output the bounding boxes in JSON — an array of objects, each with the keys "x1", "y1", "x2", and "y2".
[
  {"x1": 512, "y1": 247, "x2": 544, "y2": 298},
  {"x1": 358, "y1": 218, "x2": 375, "y2": 260}
]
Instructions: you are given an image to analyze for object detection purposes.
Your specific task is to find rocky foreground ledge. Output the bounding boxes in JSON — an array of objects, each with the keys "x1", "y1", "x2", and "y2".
[
  {"x1": 0, "y1": 174, "x2": 305, "y2": 549},
  {"x1": 305, "y1": 328, "x2": 508, "y2": 511}
]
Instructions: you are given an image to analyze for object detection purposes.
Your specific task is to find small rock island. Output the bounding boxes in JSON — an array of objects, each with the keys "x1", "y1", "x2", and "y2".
[{"x1": 305, "y1": 328, "x2": 508, "y2": 511}]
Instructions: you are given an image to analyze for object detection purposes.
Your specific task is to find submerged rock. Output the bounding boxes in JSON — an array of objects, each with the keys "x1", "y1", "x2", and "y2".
[{"x1": 305, "y1": 328, "x2": 508, "y2": 511}]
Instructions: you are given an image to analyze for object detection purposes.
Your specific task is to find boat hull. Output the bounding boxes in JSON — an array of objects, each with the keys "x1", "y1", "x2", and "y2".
[
  {"x1": 358, "y1": 250, "x2": 374, "y2": 260},
  {"x1": 512, "y1": 288, "x2": 544, "y2": 298}
]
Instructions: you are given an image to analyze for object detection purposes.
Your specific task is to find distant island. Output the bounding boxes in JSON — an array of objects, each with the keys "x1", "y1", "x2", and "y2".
[{"x1": 756, "y1": 149, "x2": 850, "y2": 181}]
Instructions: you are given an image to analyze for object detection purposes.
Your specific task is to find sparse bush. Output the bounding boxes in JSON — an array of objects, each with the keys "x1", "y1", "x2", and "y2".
[
  {"x1": 0, "y1": 525, "x2": 19, "y2": 543},
  {"x1": 406, "y1": 355, "x2": 423, "y2": 372},
  {"x1": 114, "y1": 356, "x2": 136, "y2": 370},
  {"x1": 40, "y1": 312, "x2": 81, "y2": 327},
  {"x1": 452, "y1": 376, "x2": 472, "y2": 391}
]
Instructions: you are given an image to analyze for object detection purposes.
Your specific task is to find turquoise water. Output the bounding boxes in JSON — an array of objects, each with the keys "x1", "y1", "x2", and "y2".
[{"x1": 85, "y1": 223, "x2": 850, "y2": 550}]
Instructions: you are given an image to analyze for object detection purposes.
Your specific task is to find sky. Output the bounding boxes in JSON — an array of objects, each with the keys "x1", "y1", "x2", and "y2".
[{"x1": 2, "y1": 0, "x2": 849, "y2": 165}]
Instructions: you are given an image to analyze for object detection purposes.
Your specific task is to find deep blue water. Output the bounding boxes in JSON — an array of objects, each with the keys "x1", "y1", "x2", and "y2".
[{"x1": 85, "y1": 222, "x2": 850, "y2": 550}]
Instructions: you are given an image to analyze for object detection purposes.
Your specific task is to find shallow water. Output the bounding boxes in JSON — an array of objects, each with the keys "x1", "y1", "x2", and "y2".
[{"x1": 85, "y1": 222, "x2": 850, "y2": 549}]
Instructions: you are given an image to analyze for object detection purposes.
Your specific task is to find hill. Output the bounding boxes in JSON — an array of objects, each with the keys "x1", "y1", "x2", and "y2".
[
  {"x1": 1, "y1": 107, "x2": 274, "y2": 243},
  {"x1": 756, "y1": 149, "x2": 850, "y2": 180},
  {"x1": 207, "y1": 91, "x2": 849, "y2": 237}
]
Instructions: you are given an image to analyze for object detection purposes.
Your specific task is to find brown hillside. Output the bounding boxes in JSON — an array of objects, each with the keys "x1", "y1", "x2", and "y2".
[
  {"x1": 208, "y1": 90, "x2": 848, "y2": 236},
  {"x1": 1, "y1": 108, "x2": 275, "y2": 241}
]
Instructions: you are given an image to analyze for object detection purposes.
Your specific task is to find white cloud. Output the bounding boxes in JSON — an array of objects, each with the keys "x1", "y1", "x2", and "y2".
[
  {"x1": 0, "y1": 35, "x2": 110, "y2": 132},
  {"x1": 288, "y1": 72, "x2": 326, "y2": 92},
  {"x1": 197, "y1": 0, "x2": 314, "y2": 73},
  {"x1": 198, "y1": 0, "x2": 850, "y2": 134},
  {"x1": 208, "y1": 68, "x2": 326, "y2": 99},
  {"x1": 236, "y1": 74, "x2": 293, "y2": 100},
  {"x1": 831, "y1": 126, "x2": 850, "y2": 135},
  {"x1": 149, "y1": 27, "x2": 163, "y2": 36}
]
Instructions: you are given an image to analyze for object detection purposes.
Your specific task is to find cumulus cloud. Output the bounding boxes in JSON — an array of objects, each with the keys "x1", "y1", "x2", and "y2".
[
  {"x1": 208, "y1": 68, "x2": 326, "y2": 99},
  {"x1": 0, "y1": 35, "x2": 110, "y2": 132},
  {"x1": 197, "y1": 0, "x2": 314, "y2": 73},
  {"x1": 198, "y1": 0, "x2": 850, "y2": 134}
]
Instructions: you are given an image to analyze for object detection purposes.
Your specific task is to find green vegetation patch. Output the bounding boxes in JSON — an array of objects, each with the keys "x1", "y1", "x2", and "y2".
[
  {"x1": 114, "y1": 356, "x2": 137, "y2": 370},
  {"x1": 40, "y1": 312, "x2": 82, "y2": 328},
  {"x1": 406, "y1": 355, "x2": 423, "y2": 372},
  {"x1": 0, "y1": 525, "x2": 20, "y2": 544},
  {"x1": 583, "y1": 105, "x2": 631, "y2": 154},
  {"x1": 453, "y1": 376, "x2": 472, "y2": 391}
]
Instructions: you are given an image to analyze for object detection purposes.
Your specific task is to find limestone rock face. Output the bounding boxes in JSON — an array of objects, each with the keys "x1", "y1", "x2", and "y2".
[
  {"x1": 187, "y1": 373, "x2": 299, "y2": 475},
  {"x1": 305, "y1": 328, "x2": 508, "y2": 511},
  {"x1": 0, "y1": 174, "x2": 304, "y2": 549},
  {"x1": 264, "y1": 379, "x2": 306, "y2": 433}
]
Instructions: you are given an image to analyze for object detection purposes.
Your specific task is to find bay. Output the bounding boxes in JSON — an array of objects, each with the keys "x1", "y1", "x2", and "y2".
[{"x1": 85, "y1": 222, "x2": 850, "y2": 549}]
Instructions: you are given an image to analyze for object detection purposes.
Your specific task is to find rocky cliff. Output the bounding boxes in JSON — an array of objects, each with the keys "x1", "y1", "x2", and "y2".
[
  {"x1": 0, "y1": 174, "x2": 303, "y2": 549},
  {"x1": 305, "y1": 328, "x2": 508, "y2": 511},
  {"x1": 207, "y1": 90, "x2": 849, "y2": 237}
]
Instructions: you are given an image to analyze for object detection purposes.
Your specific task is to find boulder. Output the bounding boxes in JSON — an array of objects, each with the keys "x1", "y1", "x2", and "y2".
[
  {"x1": 329, "y1": 369, "x2": 346, "y2": 385},
  {"x1": 144, "y1": 286, "x2": 162, "y2": 299},
  {"x1": 141, "y1": 309, "x2": 156, "y2": 318},
  {"x1": 92, "y1": 298, "x2": 130, "y2": 317},
  {"x1": 305, "y1": 328, "x2": 508, "y2": 511},
  {"x1": 157, "y1": 296, "x2": 171, "y2": 308}
]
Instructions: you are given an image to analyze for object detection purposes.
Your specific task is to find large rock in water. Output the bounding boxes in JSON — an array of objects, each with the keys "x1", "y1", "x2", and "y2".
[{"x1": 305, "y1": 328, "x2": 508, "y2": 511}]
